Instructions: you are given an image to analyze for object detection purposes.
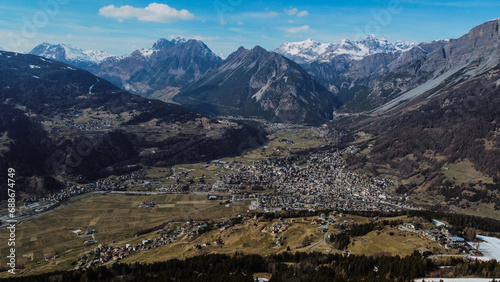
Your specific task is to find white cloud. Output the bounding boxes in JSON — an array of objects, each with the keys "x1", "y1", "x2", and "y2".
[
  {"x1": 244, "y1": 11, "x2": 279, "y2": 18},
  {"x1": 98, "y1": 3, "x2": 195, "y2": 23},
  {"x1": 192, "y1": 35, "x2": 220, "y2": 41},
  {"x1": 297, "y1": 10, "x2": 309, "y2": 17},
  {"x1": 265, "y1": 11, "x2": 279, "y2": 17},
  {"x1": 285, "y1": 7, "x2": 309, "y2": 17},
  {"x1": 167, "y1": 35, "x2": 219, "y2": 41},
  {"x1": 237, "y1": 21, "x2": 244, "y2": 25},
  {"x1": 286, "y1": 25, "x2": 310, "y2": 33},
  {"x1": 285, "y1": 8, "x2": 298, "y2": 15}
]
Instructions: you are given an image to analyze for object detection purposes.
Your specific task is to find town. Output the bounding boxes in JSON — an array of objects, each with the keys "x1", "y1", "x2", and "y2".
[{"x1": 1, "y1": 143, "x2": 418, "y2": 227}]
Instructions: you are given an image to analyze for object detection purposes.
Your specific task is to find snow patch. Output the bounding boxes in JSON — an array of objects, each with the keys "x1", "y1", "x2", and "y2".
[
  {"x1": 495, "y1": 78, "x2": 500, "y2": 88},
  {"x1": 32, "y1": 75, "x2": 39, "y2": 79},
  {"x1": 139, "y1": 48, "x2": 156, "y2": 58},
  {"x1": 29, "y1": 65, "x2": 41, "y2": 69},
  {"x1": 82, "y1": 49, "x2": 114, "y2": 63},
  {"x1": 89, "y1": 78, "x2": 99, "y2": 95},
  {"x1": 469, "y1": 235, "x2": 500, "y2": 261}
]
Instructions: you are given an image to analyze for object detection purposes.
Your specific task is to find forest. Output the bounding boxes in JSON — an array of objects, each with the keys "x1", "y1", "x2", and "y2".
[{"x1": 2, "y1": 251, "x2": 499, "y2": 282}]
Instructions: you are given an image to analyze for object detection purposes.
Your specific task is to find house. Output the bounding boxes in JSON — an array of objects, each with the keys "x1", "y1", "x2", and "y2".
[
  {"x1": 84, "y1": 240, "x2": 96, "y2": 246},
  {"x1": 85, "y1": 229, "x2": 96, "y2": 236},
  {"x1": 208, "y1": 194, "x2": 222, "y2": 200},
  {"x1": 449, "y1": 236, "x2": 466, "y2": 247}
]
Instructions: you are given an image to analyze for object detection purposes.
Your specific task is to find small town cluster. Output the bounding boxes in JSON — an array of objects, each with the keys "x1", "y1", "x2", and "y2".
[
  {"x1": 399, "y1": 220, "x2": 483, "y2": 257},
  {"x1": 73, "y1": 218, "x2": 243, "y2": 269}
]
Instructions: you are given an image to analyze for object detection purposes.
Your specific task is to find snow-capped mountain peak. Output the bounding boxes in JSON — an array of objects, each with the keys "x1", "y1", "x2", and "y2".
[
  {"x1": 29, "y1": 43, "x2": 114, "y2": 65},
  {"x1": 274, "y1": 38, "x2": 330, "y2": 64},
  {"x1": 82, "y1": 49, "x2": 115, "y2": 63},
  {"x1": 275, "y1": 35, "x2": 415, "y2": 64},
  {"x1": 171, "y1": 37, "x2": 188, "y2": 44},
  {"x1": 137, "y1": 47, "x2": 156, "y2": 58}
]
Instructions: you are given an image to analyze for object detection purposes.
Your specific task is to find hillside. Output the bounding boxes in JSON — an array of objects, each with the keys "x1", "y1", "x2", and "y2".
[
  {"x1": 336, "y1": 19, "x2": 500, "y2": 211},
  {"x1": 0, "y1": 51, "x2": 265, "y2": 198}
]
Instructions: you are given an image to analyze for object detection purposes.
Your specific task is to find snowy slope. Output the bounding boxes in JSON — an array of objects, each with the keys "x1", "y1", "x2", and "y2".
[
  {"x1": 29, "y1": 43, "x2": 114, "y2": 64},
  {"x1": 470, "y1": 235, "x2": 500, "y2": 261},
  {"x1": 274, "y1": 38, "x2": 330, "y2": 64},
  {"x1": 275, "y1": 35, "x2": 414, "y2": 64}
]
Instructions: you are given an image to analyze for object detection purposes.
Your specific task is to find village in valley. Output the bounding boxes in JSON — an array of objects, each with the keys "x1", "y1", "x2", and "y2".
[
  {"x1": 1, "y1": 127, "x2": 499, "y2": 277},
  {"x1": 9, "y1": 140, "x2": 413, "y2": 223}
]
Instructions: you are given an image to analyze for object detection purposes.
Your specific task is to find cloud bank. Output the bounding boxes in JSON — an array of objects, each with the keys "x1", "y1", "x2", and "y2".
[{"x1": 99, "y1": 3, "x2": 195, "y2": 23}]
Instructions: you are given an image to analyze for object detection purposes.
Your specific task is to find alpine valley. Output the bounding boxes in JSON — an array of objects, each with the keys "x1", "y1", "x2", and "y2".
[{"x1": 1, "y1": 15, "x2": 500, "y2": 281}]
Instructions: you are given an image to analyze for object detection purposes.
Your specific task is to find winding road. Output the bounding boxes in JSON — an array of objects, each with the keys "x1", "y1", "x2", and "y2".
[{"x1": 309, "y1": 232, "x2": 330, "y2": 253}]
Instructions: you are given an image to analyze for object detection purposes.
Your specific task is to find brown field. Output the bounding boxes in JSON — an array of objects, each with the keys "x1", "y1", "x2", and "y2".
[
  {"x1": 0, "y1": 193, "x2": 247, "y2": 277},
  {"x1": 0, "y1": 201, "x2": 450, "y2": 278}
]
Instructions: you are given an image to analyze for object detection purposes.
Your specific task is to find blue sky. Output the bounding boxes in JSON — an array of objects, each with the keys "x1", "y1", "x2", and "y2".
[{"x1": 1, "y1": 0, "x2": 500, "y2": 56}]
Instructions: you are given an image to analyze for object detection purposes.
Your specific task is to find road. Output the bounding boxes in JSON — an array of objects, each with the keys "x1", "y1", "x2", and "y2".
[
  {"x1": 310, "y1": 232, "x2": 330, "y2": 253},
  {"x1": 428, "y1": 254, "x2": 469, "y2": 259}
]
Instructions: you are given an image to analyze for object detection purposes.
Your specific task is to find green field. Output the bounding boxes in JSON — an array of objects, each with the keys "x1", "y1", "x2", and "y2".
[{"x1": 441, "y1": 159, "x2": 493, "y2": 184}]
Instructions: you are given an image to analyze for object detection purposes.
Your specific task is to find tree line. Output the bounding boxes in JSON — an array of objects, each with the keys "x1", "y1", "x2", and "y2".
[{"x1": 3, "y1": 251, "x2": 499, "y2": 282}]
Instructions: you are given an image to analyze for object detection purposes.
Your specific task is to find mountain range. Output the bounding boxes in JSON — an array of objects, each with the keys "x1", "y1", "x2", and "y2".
[
  {"x1": 26, "y1": 19, "x2": 500, "y2": 122},
  {"x1": 274, "y1": 35, "x2": 415, "y2": 64},
  {"x1": 26, "y1": 34, "x2": 444, "y2": 122},
  {"x1": 342, "y1": 18, "x2": 500, "y2": 204},
  {"x1": 30, "y1": 38, "x2": 222, "y2": 99},
  {"x1": 29, "y1": 42, "x2": 114, "y2": 69}
]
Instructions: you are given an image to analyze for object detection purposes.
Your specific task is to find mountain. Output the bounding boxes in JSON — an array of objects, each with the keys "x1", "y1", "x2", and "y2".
[
  {"x1": 29, "y1": 43, "x2": 114, "y2": 69},
  {"x1": 340, "y1": 18, "x2": 500, "y2": 206},
  {"x1": 0, "y1": 51, "x2": 265, "y2": 197},
  {"x1": 301, "y1": 39, "x2": 448, "y2": 109},
  {"x1": 274, "y1": 36, "x2": 414, "y2": 65},
  {"x1": 175, "y1": 46, "x2": 342, "y2": 124},
  {"x1": 336, "y1": 18, "x2": 500, "y2": 113},
  {"x1": 29, "y1": 38, "x2": 222, "y2": 99}
]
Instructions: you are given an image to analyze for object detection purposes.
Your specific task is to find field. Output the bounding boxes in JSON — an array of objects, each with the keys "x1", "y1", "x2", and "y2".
[
  {"x1": 441, "y1": 160, "x2": 493, "y2": 184},
  {"x1": 119, "y1": 219, "x2": 322, "y2": 265},
  {"x1": 348, "y1": 226, "x2": 443, "y2": 257},
  {"x1": 0, "y1": 196, "x2": 455, "y2": 278},
  {"x1": 0, "y1": 193, "x2": 247, "y2": 277}
]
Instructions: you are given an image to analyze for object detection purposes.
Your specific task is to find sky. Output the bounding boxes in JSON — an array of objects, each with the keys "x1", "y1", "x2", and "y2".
[{"x1": 1, "y1": 0, "x2": 500, "y2": 57}]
